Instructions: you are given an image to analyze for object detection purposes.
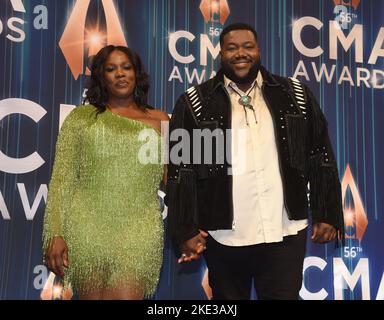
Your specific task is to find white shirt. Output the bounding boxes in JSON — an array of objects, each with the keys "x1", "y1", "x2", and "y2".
[{"x1": 209, "y1": 74, "x2": 307, "y2": 246}]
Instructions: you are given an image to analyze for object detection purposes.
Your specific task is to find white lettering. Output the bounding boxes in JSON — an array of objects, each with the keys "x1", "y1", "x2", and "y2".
[
  {"x1": 18, "y1": 183, "x2": 47, "y2": 220},
  {"x1": 200, "y1": 34, "x2": 220, "y2": 66},
  {"x1": 300, "y1": 256, "x2": 328, "y2": 300},
  {"x1": 338, "y1": 65, "x2": 355, "y2": 86},
  {"x1": 59, "y1": 104, "x2": 75, "y2": 129},
  {"x1": 33, "y1": 5, "x2": 48, "y2": 30},
  {"x1": 376, "y1": 272, "x2": 384, "y2": 300},
  {"x1": 33, "y1": 265, "x2": 49, "y2": 290},
  {"x1": 10, "y1": 0, "x2": 26, "y2": 13},
  {"x1": 170, "y1": 129, "x2": 190, "y2": 165},
  {"x1": 292, "y1": 61, "x2": 383, "y2": 89},
  {"x1": 330, "y1": 21, "x2": 363, "y2": 63},
  {"x1": 292, "y1": 60, "x2": 310, "y2": 80},
  {"x1": 168, "y1": 66, "x2": 183, "y2": 83},
  {"x1": 137, "y1": 129, "x2": 159, "y2": 164},
  {"x1": 372, "y1": 69, "x2": 384, "y2": 89},
  {"x1": 0, "y1": 191, "x2": 11, "y2": 220},
  {"x1": 292, "y1": 17, "x2": 324, "y2": 58},
  {"x1": 169, "y1": 31, "x2": 195, "y2": 64},
  {"x1": 356, "y1": 67, "x2": 371, "y2": 88},
  {"x1": 185, "y1": 68, "x2": 206, "y2": 84},
  {"x1": 368, "y1": 27, "x2": 384, "y2": 65},
  {"x1": 311, "y1": 62, "x2": 336, "y2": 83},
  {"x1": 334, "y1": 257, "x2": 370, "y2": 300},
  {"x1": 0, "y1": 98, "x2": 46, "y2": 174},
  {"x1": 6, "y1": 17, "x2": 25, "y2": 42}
]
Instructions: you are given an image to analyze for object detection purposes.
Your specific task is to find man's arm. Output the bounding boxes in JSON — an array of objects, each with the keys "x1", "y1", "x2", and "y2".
[
  {"x1": 167, "y1": 94, "x2": 201, "y2": 250},
  {"x1": 304, "y1": 84, "x2": 345, "y2": 245}
]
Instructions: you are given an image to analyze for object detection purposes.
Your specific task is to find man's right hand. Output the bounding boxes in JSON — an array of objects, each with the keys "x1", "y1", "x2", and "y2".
[
  {"x1": 178, "y1": 230, "x2": 209, "y2": 263},
  {"x1": 44, "y1": 236, "x2": 69, "y2": 277}
]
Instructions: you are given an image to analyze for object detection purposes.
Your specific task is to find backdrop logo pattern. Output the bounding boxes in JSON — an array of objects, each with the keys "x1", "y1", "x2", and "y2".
[
  {"x1": 333, "y1": 0, "x2": 361, "y2": 29},
  {"x1": 0, "y1": 99, "x2": 47, "y2": 174},
  {"x1": 1, "y1": 0, "x2": 382, "y2": 300},
  {"x1": 341, "y1": 165, "x2": 368, "y2": 241},
  {"x1": 199, "y1": 0, "x2": 230, "y2": 25},
  {"x1": 10, "y1": 0, "x2": 25, "y2": 12},
  {"x1": 59, "y1": 0, "x2": 127, "y2": 80},
  {"x1": 1, "y1": 0, "x2": 47, "y2": 43},
  {"x1": 333, "y1": 0, "x2": 361, "y2": 10},
  {"x1": 40, "y1": 272, "x2": 73, "y2": 300}
]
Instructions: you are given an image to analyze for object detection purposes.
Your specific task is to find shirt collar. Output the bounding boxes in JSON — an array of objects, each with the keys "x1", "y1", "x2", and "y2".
[{"x1": 224, "y1": 72, "x2": 263, "y2": 95}]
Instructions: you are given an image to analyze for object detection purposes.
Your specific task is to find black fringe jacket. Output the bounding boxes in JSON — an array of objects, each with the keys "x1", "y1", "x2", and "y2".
[{"x1": 166, "y1": 67, "x2": 344, "y2": 247}]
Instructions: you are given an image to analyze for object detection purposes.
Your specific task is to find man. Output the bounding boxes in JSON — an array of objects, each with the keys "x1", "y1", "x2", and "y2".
[{"x1": 167, "y1": 23, "x2": 344, "y2": 300}]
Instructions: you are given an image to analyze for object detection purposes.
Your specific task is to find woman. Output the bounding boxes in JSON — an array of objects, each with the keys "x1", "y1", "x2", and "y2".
[{"x1": 43, "y1": 45, "x2": 169, "y2": 300}]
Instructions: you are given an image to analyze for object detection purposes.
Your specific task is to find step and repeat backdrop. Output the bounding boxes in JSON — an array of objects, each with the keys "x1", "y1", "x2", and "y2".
[{"x1": 0, "y1": 0, "x2": 383, "y2": 300}]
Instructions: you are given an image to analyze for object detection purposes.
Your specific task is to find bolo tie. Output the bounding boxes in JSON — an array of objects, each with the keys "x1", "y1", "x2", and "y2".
[{"x1": 229, "y1": 82, "x2": 258, "y2": 126}]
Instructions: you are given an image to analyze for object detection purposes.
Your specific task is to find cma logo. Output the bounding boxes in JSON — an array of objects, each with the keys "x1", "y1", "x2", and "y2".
[
  {"x1": 199, "y1": 0, "x2": 230, "y2": 25},
  {"x1": 59, "y1": 0, "x2": 127, "y2": 80},
  {"x1": 0, "y1": 98, "x2": 74, "y2": 175},
  {"x1": 333, "y1": 0, "x2": 361, "y2": 10},
  {"x1": 0, "y1": 98, "x2": 74, "y2": 221},
  {"x1": 341, "y1": 165, "x2": 368, "y2": 241},
  {"x1": 0, "y1": 0, "x2": 48, "y2": 43},
  {"x1": 169, "y1": 0, "x2": 231, "y2": 66},
  {"x1": 292, "y1": 16, "x2": 384, "y2": 65}
]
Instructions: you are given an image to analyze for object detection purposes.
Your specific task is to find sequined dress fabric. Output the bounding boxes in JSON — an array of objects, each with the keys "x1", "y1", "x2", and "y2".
[{"x1": 43, "y1": 105, "x2": 164, "y2": 296}]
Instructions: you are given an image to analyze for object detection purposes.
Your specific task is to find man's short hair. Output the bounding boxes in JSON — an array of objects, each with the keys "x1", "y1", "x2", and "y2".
[{"x1": 219, "y1": 23, "x2": 258, "y2": 47}]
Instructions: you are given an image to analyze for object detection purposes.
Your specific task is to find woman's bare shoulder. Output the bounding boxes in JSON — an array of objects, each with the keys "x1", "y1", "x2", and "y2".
[{"x1": 148, "y1": 108, "x2": 170, "y2": 122}]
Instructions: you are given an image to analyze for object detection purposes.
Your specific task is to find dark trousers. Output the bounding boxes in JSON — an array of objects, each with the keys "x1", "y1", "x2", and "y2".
[{"x1": 203, "y1": 228, "x2": 307, "y2": 300}]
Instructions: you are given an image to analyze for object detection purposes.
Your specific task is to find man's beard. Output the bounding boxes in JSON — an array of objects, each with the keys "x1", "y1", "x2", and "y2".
[{"x1": 221, "y1": 58, "x2": 261, "y2": 84}]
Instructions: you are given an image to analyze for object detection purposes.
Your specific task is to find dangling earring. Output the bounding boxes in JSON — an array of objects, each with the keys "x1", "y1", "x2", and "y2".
[{"x1": 134, "y1": 87, "x2": 139, "y2": 98}]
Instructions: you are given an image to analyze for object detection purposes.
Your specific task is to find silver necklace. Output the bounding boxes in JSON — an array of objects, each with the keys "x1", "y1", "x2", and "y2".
[{"x1": 229, "y1": 82, "x2": 258, "y2": 125}]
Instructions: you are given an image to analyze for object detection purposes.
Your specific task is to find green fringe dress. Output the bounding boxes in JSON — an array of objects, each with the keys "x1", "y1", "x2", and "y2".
[{"x1": 43, "y1": 105, "x2": 164, "y2": 296}]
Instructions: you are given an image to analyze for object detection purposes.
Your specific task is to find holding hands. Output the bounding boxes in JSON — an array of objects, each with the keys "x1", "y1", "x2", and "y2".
[
  {"x1": 311, "y1": 222, "x2": 337, "y2": 244},
  {"x1": 178, "y1": 230, "x2": 209, "y2": 263}
]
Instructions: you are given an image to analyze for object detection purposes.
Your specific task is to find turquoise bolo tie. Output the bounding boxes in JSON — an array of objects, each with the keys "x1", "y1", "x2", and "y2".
[{"x1": 229, "y1": 82, "x2": 258, "y2": 125}]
